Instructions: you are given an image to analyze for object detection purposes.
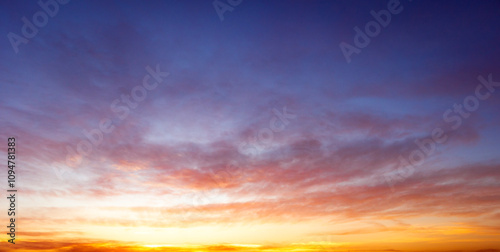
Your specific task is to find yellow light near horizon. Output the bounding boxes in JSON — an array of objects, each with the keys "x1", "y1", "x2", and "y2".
[
  {"x1": 143, "y1": 244, "x2": 169, "y2": 248},
  {"x1": 227, "y1": 244, "x2": 262, "y2": 248}
]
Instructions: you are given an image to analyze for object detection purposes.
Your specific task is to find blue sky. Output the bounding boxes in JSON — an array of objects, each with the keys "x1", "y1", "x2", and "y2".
[{"x1": 1, "y1": 0, "x2": 500, "y2": 251}]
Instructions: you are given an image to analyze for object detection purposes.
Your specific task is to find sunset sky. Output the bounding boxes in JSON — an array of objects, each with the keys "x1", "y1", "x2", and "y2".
[{"x1": 1, "y1": 0, "x2": 500, "y2": 251}]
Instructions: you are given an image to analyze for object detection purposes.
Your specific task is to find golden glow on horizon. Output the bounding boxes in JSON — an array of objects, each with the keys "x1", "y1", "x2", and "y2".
[{"x1": 142, "y1": 244, "x2": 181, "y2": 248}]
